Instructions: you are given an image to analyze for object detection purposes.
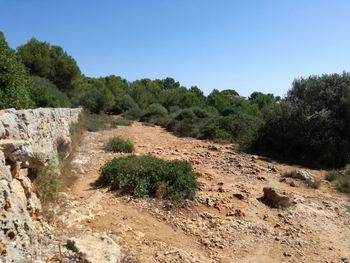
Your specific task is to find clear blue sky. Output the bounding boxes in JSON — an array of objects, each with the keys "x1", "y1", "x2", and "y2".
[{"x1": 1, "y1": 0, "x2": 350, "y2": 97}]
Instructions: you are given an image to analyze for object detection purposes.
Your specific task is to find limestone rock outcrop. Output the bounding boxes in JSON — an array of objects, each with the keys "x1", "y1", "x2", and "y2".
[
  {"x1": 67, "y1": 232, "x2": 122, "y2": 263},
  {"x1": 0, "y1": 108, "x2": 81, "y2": 262}
]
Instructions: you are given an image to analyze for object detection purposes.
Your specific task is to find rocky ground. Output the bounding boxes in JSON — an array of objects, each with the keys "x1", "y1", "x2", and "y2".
[{"x1": 50, "y1": 120, "x2": 349, "y2": 263}]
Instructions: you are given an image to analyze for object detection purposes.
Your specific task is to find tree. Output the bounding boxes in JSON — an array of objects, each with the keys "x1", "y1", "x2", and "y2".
[
  {"x1": 161, "y1": 77, "x2": 180, "y2": 90},
  {"x1": 30, "y1": 76, "x2": 71, "y2": 107},
  {"x1": 248, "y1": 92, "x2": 275, "y2": 110},
  {"x1": 0, "y1": 32, "x2": 33, "y2": 109},
  {"x1": 17, "y1": 38, "x2": 84, "y2": 97},
  {"x1": 252, "y1": 73, "x2": 350, "y2": 168}
]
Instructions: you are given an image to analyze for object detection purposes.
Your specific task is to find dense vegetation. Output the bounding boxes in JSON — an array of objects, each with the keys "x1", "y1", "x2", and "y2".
[
  {"x1": 0, "y1": 32, "x2": 32, "y2": 108},
  {"x1": 99, "y1": 156, "x2": 197, "y2": 201},
  {"x1": 1, "y1": 31, "x2": 350, "y2": 171},
  {"x1": 106, "y1": 137, "x2": 134, "y2": 153}
]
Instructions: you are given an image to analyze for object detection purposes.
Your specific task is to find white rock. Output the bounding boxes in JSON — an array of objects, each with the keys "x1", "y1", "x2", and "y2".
[{"x1": 67, "y1": 232, "x2": 122, "y2": 263}]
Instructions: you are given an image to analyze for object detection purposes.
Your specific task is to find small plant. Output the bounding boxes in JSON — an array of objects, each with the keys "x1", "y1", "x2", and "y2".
[
  {"x1": 80, "y1": 111, "x2": 113, "y2": 132},
  {"x1": 111, "y1": 119, "x2": 132, "y2": 127},
  {"x1": 98, "y1": 155, "x2": 197, "y2": 202},
  {"x1": 31, "y1": 161, "x2": 61, "y2": 204},
  {"x1": 325, "y1": 170, "x2": 339, "y2": 182},
  {"x1": 283, "y1": 170, "x2": 298, "y2": 178},
  {"x1": 106, "y1": 137, "x2": 134, "y2": 153},
  {"x1": 325, "y1": 168, "x2": 350, "y2": 193}
]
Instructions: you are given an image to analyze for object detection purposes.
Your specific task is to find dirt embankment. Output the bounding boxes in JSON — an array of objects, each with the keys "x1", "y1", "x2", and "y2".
[{"x1": 54, "y1": 121, "x2": 350, "y2": 263}]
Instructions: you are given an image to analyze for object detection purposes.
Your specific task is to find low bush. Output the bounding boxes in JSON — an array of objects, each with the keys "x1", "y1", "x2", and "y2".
[
  {"x1": 175, "y1": 109, "x2": 196, "y2": 121},
  {"x1": 325, "y1": 165, "x2": 350, "y2": 193},
  {"x1": 98, "y1": 155, "x2": 197, "y2": 201},
  {"x1": 31, "y1": 161, "x2": 61, "y2": 204},
  {"x1": 30, "y1": 76, "x2": 71, "y2": 108},
  {"x1": 191, "y1": 107, "x2": 210, "y2": 118},
  {"x1": 80, "y1": 111, "x2": 113, "y2": 132},
  {"x1": 111, "y1": 119, "x2": 133, "y2": 127},
  {"x1": 123, "y1": 105, "x2": 145, "y2": 120},
  {"x1": 200, "y1": 123, "x2": 231, "y2": 141},
  {"x1": 146, "y1": 103, "x2": 168, "y2": 117},
  {"x1": 166, "y1": 119, "x2": 203, "y2": 138},
  {"x1": 106, "y1": 137, "x2": 134, "y2": 153}
]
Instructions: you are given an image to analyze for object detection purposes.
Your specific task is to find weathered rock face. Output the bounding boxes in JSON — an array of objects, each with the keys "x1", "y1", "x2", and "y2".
[
  {"x1": 0, "y1": 108, "x2": 81, "y2": 263},
  {"x1": 67, "y1": 232, "x2": 122, "y2": 263}
]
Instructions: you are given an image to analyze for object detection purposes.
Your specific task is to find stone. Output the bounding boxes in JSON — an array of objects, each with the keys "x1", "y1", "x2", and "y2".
[
  {"x1": 262, "y1": 187, "x2": 290, "y2": 208},
  {"x1": 66, "y1": 232, "x2": 122, "y2": 263},
  {"x1": 0, "y1": 108, "x2": 81, "y2": 263},
  {"x1": 284, "y1": 170, "x2": 317, "y2": 187}
]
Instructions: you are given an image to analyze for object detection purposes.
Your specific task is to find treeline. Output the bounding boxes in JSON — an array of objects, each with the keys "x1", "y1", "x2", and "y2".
[{"x1": 1, "y1": 31, "x2": 350, "y2": 168}]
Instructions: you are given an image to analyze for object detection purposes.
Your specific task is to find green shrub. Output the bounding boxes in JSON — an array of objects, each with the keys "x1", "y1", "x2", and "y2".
[
  {"x1": 31, "y1": 161, "x2": 61, "y2": 204},
  {"x1": 79, "y1": 86, "x2": 113, "y2": 114},
  {"x1": 123, "y1": 105, "x2": 145, "y2": 119},
  {"x1": 168, "y1": 105, "x2": 181, "y2": 114},
  {"x1": 106, "y1": 137, "x2": 134, "y2": 153},
  {"x1": 175, "y1": 109, "x2": 196, "y2": 121},
  {"x1": 191, "y1": 107, "x2": 210, "y2": 118},
  {"x1": 99, "y1": 155, "x2": 197, "y2": 201},
  {"x1": 325, "y1": 168, "x2": 350, "y2": 193},
  {"x1": 140, "y1": 103, "x2": 170, "y2": 126},
  {"x1": 142, "y1": 115, "x2": 171, "y2": 127},
  {"x1": 146, "y1": 103, "x2": 168, "y2": 116},
  {"x1": 0, "y1": 32, "x2": 33, "y2": 109},
  {"x1": 201, "y1": 123, "x2": 231, "y2": 141},
  {"x1": 80, "y1": 111, "x2": 112, "y2": 132},
  {"x1": 325, "y1": 170, "x2": 338, "y2": 182},
  {"x1": 30, "y1": 76, "x2": 71, "y2": 107},
  {"x1": 166, "y1": 119, "x2": 203, "y2": 138},
  {"x1": 111, "y1": 119, "x2": 132, "y2": 127}
]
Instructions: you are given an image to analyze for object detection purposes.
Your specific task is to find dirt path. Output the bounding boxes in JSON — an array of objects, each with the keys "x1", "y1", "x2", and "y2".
[{"x1": 58, "y1": 121, "x2": 350, "y2": 263}]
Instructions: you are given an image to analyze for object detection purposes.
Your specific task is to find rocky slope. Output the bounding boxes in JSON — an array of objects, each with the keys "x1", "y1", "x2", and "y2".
[
  {"x1": 1, "y1": 111, "x2": 349, "y2": 263},
  {"x1": 0, "y1": 108, "x2": 81, "y2": 262},
  {"x1": 57, "y1": 121, "x2": 349, "y2": 263}
]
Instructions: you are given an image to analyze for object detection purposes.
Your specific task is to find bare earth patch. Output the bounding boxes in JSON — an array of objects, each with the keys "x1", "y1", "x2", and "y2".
[{"x1": 54, "y1": 121, "x2": 350, "y2": 263}]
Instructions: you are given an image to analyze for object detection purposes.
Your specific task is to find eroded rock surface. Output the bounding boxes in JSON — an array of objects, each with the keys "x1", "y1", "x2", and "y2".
[
  {"x1": 67, "y1": 232, "x2": 122, "y2": 263},
  {"x1": 0, "y1": 108, "x2": 81, "y2": 262}
]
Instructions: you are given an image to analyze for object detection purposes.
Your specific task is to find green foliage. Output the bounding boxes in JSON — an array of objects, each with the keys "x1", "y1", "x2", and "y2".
[
  {"x1": 200, "y1": 123, "x2": 231, "y2": 141},
  {"x1": 249, "y1": 92, "x2": 275, "y2": 110},
  {"x1": 5, "y1": 30, "x2": 350, "y2": 169},
  {"x1": 0, "y1": 32, "x2": 33, "y2": 109},
  {"x1": 175, "y1": 109, "x2": 196, "y2": 121},
  {"x1": 79, "y1": 86, "x2": 112, "y2": 114},
  {"x1": 252, "y1": 73, "x2": 350, "y2": 168},
  {"x1": 106, "y1": 137, "x2": 134, "y2": 153},
  {"x1": 325, "y1": 165, "x2": 350, "y2": 193},
  {"x1": 32, "y1": 161, "x2": 61, "y2": 204},
  {"x1": 166, "y1": 118, "x2": 203, "y2": 138},
  {"x1": 80, "y1": 111, "x2": 113, "y2": 132},
  {"x1": 30, "y1": 76, "x2": 71, "y2": 107},
  {"x1": 99, "y1": 155, "x2": 197, "y2": 201},
  {"x1": 111, "y1": 119, "x2": 132, "y2": 127},
  {"x1": 191, "y1": 107, "x2": 210, "y2": 118},
  {"x1": 17, "y1": 37, "x2": 85, "y2": 97},
  {"x1": 146, "y1": 103, "x2": 168, "y2": 116},
  {"x1": 123, "y1": 105, "x2": 145, "y2": 119}
]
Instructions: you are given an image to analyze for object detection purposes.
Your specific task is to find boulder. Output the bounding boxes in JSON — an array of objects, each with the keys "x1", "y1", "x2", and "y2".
[
  {"x1": 284, "y1": 170, "x2": 319, "y2": 188},
  {"x1": 67, "y1": 232, "x2": 122, "y2": 263},
  {"x1": 262, "y1": 187, "x2": 290, "y2": 208}
]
